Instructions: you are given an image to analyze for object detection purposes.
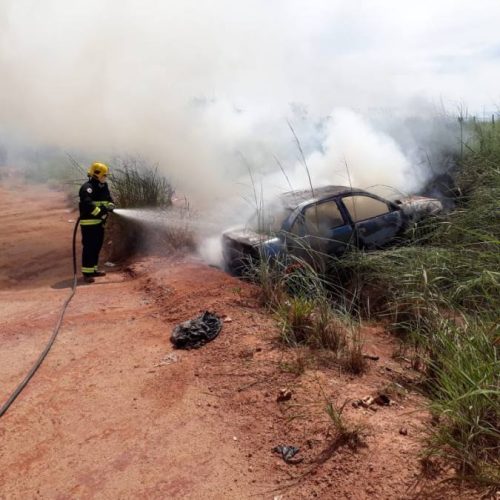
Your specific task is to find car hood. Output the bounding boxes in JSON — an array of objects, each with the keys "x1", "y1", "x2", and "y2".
[
  {"x1": 397, "y1": 196, "x2": 443, "y2": 221},
  {"x1": 222, "y1": 227, "x2": 272, "y2": 246}
]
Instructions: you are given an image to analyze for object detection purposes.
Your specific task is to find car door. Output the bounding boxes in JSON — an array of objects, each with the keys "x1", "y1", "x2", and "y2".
[
  {"x1": 340, "y1": 194, "x2": 404, "y2": 249},
  {"x1": 288, "y1": 199, "x2": 354, "y2": 257}
]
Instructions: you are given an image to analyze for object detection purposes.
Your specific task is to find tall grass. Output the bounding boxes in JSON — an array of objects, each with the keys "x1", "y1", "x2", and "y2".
[
  {"x1": 110, "y1": 156, "x2": 174, "y2": 208},
  {"x1": 424, "y1": 315, "x2": 499, "y2": 485},
  {"x1": 330, "y1": 119, "x2": 500, "y2": 486},
  {"x1": 104, "y1": 156, "x2": 192, "y2": 260},
  {"x1": 250, "y1": 253, "x2": 365, "y2": 373}
]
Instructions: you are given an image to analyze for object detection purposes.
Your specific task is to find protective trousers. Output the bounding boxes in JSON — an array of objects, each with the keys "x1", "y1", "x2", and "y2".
[{"x1": 81, "y1": 224, "x2": 104, "y2": 276}]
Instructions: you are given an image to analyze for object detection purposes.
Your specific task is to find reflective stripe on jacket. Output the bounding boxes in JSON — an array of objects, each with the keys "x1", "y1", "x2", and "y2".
[{"x1": 80, "y1": 219, "x2": 103, "y2": 226}]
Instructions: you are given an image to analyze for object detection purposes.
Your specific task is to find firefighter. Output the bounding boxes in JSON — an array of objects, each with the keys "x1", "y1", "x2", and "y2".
[{"x1": 79, "y1": 162, "x2": 115, "y2": 283}]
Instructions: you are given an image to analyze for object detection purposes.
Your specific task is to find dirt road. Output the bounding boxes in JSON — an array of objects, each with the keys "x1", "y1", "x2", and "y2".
[
  {"x1": 0, "y1": 183, "x2": 276, "y2": 498},
  {"x1": 0, "y1": 183, "x2": 478, "y2": 499}
]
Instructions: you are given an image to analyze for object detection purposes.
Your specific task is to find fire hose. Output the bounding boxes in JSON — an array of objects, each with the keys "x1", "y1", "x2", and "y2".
[{"x1": 0, "y1": 217, "x2": 81, "y2": 418}]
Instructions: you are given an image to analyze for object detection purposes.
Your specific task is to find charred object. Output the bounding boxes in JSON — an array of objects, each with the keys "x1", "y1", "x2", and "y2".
[{"x1": 222, "y1": 185, "x2": 443, "y2": 275}]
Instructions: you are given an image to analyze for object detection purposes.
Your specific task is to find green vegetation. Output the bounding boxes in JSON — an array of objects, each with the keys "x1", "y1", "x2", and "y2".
[
  {"x1": 249, "y1": 255, "x2": 366, "y2": 374},
  {"x1": 425, "y1": 315, "x2": 499, "y2": 485},
  {"x1": 337, "y1": 120, "x2": 500, "y2": 486},
  {"x1": 110, "y1": 156, "x2": 174, "y2": 208},
  {"x1": 250, "y1": 119, "x2": 499, "y2": 487},
  {"x1": 104, "y1": 157, "x2": 194, "y2": 260},
  {"x1": 324, "y1": 398, "x2": 365, "y2": 450},
  {"x1": 333, "y1": 121, "x2": 499, "y2": 486}
]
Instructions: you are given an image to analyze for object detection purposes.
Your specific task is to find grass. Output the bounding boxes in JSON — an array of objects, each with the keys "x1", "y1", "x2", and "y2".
[
  {"x1": 250, "y1": 252, "x2": 365, "y2": 373},
  {"x1": 332, "y1": 119, "x2": 500, "y2": 487},
  {"x1": 309, "y1": 298, "x2": 346, "y2": 352},
  {"x1": 421, "y1": 315, "x2": 499, "y2": 484},
  {"x1": 103, "y1": 156, "x2": 192, "y2": 260},
  {"x1": 277, "y1": 295, "x2": 316, "y2": 345},
  {"x1": 340, "y1": 327, "x2": 366, "y2": 374},
  {"x1": 110, "y1": 156, "x2": 174, "y2": 208},
  {"x1": 324, "y1": 398, "x2": 365, "y2": 450}
]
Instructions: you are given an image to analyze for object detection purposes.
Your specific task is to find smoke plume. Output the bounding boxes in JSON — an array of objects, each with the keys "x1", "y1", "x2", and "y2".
[{"x1": 1, "y1": 0, "x2": 498, "y2": 205}]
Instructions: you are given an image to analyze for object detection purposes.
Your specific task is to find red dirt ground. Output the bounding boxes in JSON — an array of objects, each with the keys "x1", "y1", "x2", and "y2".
[{"x1": 0, "y1": 183, "x2": 484, "y2": 499}]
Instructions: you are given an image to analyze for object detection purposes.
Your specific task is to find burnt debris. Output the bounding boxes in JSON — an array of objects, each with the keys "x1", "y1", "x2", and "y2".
[{"x1": 171, "y1": 311, "x2": 222, "y2": 349}]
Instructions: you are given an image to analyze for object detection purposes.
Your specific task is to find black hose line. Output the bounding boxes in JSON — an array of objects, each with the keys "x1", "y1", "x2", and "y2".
[{"x1": 0, "y1": 217, "x2": 81, "y2": 418}]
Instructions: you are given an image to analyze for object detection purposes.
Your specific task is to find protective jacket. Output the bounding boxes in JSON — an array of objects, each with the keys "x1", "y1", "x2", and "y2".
[{"x1": 78, "y1": 177, "x2": 114, "y2": 226}]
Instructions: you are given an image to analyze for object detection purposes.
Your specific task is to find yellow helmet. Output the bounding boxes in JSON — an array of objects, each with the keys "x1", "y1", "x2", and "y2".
[{"x1": 88, "y1": 162, "x2": 109, "y2": 182}]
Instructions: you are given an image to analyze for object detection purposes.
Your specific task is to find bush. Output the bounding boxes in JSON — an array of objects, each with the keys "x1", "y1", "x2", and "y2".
[
  {"x1": 110, "y1": 156, "x2": 174, "y2": 208},
  {"x1": 103, "y1": 156, "x2": 194, "y2": 261}
]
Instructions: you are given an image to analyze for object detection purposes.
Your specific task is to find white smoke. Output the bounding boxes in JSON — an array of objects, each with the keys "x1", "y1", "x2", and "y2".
[
  {"x1": 1, "y1": 0, "x2": 498, "y2": 205},
  {"x1": 262, "y1": 109, "x2": 422, "y2": 200}
]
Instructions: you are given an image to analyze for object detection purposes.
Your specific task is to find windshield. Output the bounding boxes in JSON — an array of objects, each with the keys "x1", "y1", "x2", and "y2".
[{"x1": 247, "y1": 202, "x2": 292, "y2": 235}]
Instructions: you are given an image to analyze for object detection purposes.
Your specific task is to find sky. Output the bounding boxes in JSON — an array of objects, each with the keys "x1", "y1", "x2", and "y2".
[{"x1": 0, "y1": 0, "x2": 499, "y2": 201}]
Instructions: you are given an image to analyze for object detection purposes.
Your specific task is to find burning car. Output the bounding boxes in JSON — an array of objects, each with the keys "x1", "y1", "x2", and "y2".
[{"x1": 222, "y1": 185, "x2": 442, "y2": 274}]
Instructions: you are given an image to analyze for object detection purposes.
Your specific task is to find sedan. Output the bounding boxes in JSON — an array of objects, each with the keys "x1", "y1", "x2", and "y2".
[{"x1": 222, "y1": 185, "x2": 442, "y2": 274}]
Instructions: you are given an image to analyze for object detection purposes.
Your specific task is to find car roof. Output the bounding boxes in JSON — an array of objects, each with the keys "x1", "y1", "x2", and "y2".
[{"x1": 279, "y1": 185, "x2": 370, "y2": 209}]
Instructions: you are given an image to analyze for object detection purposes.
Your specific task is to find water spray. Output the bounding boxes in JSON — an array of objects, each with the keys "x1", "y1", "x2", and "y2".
[
  {"x1": 112, "y1": 208, "x2": 130, "y2": 217},
  {"x1": 112, "y1": 206, "x2": 228, "y2": 267},
  {"x1": 113, "y1": 207, "x2": 224, "y2": 234}
]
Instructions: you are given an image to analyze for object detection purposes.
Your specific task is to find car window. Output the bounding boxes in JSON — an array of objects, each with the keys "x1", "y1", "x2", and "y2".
[
  {"x1": 248, "y1": 204, "x2": 292, "y2": 234},
  {"x1": 342, "y1": 195, "x2": 390, "y2": 222},
  {"x1": 303, "y1": 201, "x2": 344, "y2": 235}
]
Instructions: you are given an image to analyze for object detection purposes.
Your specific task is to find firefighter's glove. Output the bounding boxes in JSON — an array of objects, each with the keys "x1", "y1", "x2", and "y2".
[
  {"x1": 99, "y1": 206, "x2": 108, "y2": 220},
  {"x1": 107, "y1": 203, "x2": 116, "y2": 212}
]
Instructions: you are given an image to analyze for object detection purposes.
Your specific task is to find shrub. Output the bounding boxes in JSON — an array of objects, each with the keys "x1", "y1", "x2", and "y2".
[
  {"x1": 110, "y1": 156, "x2": 174, "y2": 208},
  {"x1": 103, "y1": 156, "x2": 193, "y2": 261}
]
